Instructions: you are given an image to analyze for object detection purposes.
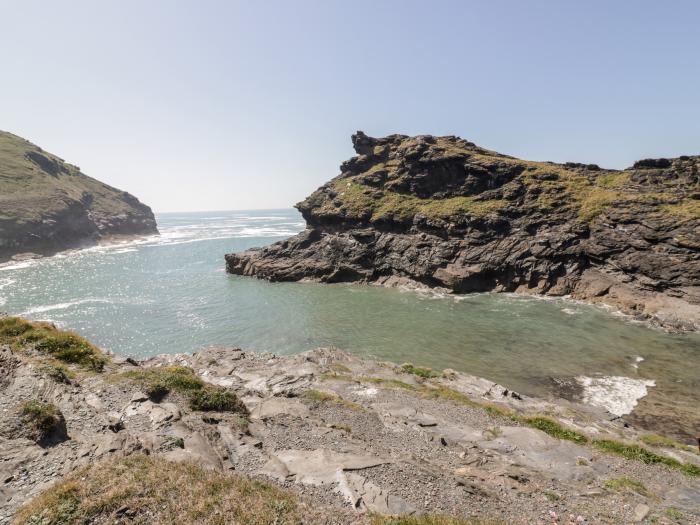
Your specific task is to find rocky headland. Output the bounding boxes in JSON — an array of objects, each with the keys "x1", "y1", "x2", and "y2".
[
  {"x1": 2, "y1": 316, "x2": 699, "y2": 524},
  {"x1": 226, "y1": 132, "x2": 700, "y2": 331},
  {"x1": 0, "y1": 131, "x2": 158, "y2": 263}
]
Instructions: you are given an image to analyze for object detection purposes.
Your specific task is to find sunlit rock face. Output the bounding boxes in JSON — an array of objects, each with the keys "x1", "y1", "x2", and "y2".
[{"x1": 227, "y1": 131, "x2": 700, "y2": 330}]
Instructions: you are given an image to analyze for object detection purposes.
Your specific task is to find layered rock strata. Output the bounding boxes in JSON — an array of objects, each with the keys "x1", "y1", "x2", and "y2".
[{"x1": 227, "y1": 132, "x2": 700, "y2": 330}]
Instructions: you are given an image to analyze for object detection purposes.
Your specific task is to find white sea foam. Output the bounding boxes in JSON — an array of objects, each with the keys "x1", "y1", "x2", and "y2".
[
  {"x1": 0, "y1": 260, "x2": 37, "y2": 271},
  {"x1": 576, "y1": 375, "x2": 655, "y2": 416},
  {"x1": 21, "y1": 298, "x2": 112, "y2": 315}
]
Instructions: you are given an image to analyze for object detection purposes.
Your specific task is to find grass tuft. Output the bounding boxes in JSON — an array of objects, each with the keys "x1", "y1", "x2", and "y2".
[
  {"x1": 521, "y1": 416, "x2": 588, "y2": 445},
  {"x1": 401, "y1": 363, "x2": 440, "y2": 378},
  {"x1": 121, "y1": 366, "x2": 205, "y2": 399},
  {"x1": 603, "y1": 477, "x2": 649, "y2": 496},
  {"x1": 38, "y1": 362, "x2": 74, "y2": 384},
  {"x1": 303, "y1": 389, "x2": 363, "y2": 411},
  {"x1": 0, "y1": 317, "x2": 107, "y2": 371},
  {"x1": 119, "y1": 366, "x2": 248, "y2": 415},
  {"x1": 592, "y1": 439, "x2": 700, "y2": 476},
  {"x1": 641, "y1": 433, "x2": 698, "y2": 454},
  {"x1": 189, "y1": 387, "x2": 247, "y2": 413},
  {"x1": 12, "y1": 455, "x2": 308, "y2": 525},
  {"x1": 21, "y1": 400, "x2": 63, "y2": 442}
]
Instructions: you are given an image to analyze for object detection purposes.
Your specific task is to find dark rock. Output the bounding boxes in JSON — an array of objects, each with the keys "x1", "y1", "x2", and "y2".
[{"x1": 226, "y1": 133, "x2": 700, "y2": 330}]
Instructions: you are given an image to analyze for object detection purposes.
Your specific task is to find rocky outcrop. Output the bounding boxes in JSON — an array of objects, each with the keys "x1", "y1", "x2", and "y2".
[
  {"x1": 0, "y1": 131, "x2": 158, "y2": 262},
  {"x1": 3, "y1": 335, "x2": 700, "y2": 525},
  {"x1": 226, "y1": 132, "x2": 700, "y2": 330}
]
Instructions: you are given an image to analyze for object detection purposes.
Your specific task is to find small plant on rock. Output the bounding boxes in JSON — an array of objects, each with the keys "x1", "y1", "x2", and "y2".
[
  {"x1": 21, "y1": 400, "x2": 66, "y2": 444},
  {"x1": 401, "y1": 363, "x2": 440, "y2": 379},
  {"x1": 189, "y1": 386, "x2": 248, "y2": 413}
]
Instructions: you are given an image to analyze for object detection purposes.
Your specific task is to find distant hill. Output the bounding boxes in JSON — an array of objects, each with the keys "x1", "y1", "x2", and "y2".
[{"x1": 0, "y1": 131, "x2": 157, "y2": 262}]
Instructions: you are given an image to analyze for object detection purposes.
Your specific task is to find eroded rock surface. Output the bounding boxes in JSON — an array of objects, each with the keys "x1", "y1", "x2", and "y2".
[
  {"x1": 226, "y1": 132, "x2": 700, "y2": 330},
  {"x1": 3, "y1": 345, "x2": 700, "y2": 524}
]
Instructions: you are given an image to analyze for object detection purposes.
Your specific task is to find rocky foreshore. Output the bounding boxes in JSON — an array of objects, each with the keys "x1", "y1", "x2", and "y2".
[
  {"x1": 0, "y1": 131, "x2": 158, "y2": 263},
  {"x1": 226, "y1": 132, "x2": 700, "y2": 331},
  {"x1": 2, "y1": 317, "x2": 699, "y2": 524}
]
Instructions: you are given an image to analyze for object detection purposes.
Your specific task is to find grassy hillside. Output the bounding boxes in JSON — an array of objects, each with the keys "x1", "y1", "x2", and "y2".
[{"x1": 0, "y1": 130, "x2": 157, "y2": 260}]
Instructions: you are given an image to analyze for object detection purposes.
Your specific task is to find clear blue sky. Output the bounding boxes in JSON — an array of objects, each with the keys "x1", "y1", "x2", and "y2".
[{"x1": 2, "y1": 1, "x2": 699, "y2": 212}]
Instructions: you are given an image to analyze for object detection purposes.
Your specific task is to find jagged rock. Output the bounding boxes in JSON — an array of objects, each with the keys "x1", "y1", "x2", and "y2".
[{"x1": 226, "y1": 132, "x2": 700, "y2": 331}]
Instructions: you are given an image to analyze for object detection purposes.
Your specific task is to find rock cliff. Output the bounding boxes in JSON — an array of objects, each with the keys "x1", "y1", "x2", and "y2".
[
  {"x1": 227, "y1": 132, "x2": 700, "y2": 330},
  {"x1": 0, "y1": 131, "x2": 158, "y2": 262}
]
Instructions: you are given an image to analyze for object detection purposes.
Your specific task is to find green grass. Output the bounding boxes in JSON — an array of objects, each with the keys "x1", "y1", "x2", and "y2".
[
  {"x1": 0, "y1": 130, "x2": 154, "y2": 237},
  {"x1": 320, "y1": 369, "x2": 700, "y2": 477},
  {"x1": 303, "y1": 389, "x2": 363, "y2": 411},
  {"x1": 119, "y1": 366, "x2": 248, "y2": 415},
  {"x1": 189, "y1": 387, "x2": 247, "y2": 413},
  {"x1": 38, "y1": 362, "x2": 74, "y2": 384},
  {"x1": 121, "y1": 366, "x2": 205, "y2": 399},
  {"x1": 660, "y1": 200, "x2": 700, "y2": 220},
  {"x1": 0, "y1": 317, "x2": 107, "y2": 371},
  {"x1": 328, "y1": 179, "x2": 505, "y2": 223},
  {"x1": 21, "y1": 400, "x2": 62, "y2": 441},
  {"x1": 521, "y1": 417, "x2": 588, "y2": 445},
  {"x1": 665, "y1": 507, "x2": 684, "y2": 520},
  {"x1": 543, "y1": 490, "x2": 560, "y2": 501},
  {"x1": 592, "y1": 439, "x2": 700, "y2": 476},
  {"x1": 13, "y1": 455, "x2": 311, "y2": 525},
  {"x1": 603, "y1": 477, "x2": 649, "y2": 496},
  {"x1": 401, "y1": 363, "x2": 440, "y2": 378},
  {"x1": 641, "y1": 433, "x2": 698, "y2": 454}
]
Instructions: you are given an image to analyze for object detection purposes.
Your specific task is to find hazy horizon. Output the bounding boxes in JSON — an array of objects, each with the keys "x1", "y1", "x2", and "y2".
[{"x1": 3, "y1": 1, "x2": 700, "y2": 212}]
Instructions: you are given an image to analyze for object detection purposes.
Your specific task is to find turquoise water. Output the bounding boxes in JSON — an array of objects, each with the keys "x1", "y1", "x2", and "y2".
[{"x1": 1, "y1": 210, "x2": 698, "y2": 435}]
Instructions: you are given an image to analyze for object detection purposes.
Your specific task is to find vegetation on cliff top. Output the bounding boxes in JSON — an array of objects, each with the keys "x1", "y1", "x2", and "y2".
[
  {"x1": 0, "y1": 130, "x2": 157, "y2": 261},
  {"x1": 0, "y1": 130, "x2": 153, "y2": 222},
  {"x1": 0, "y1": 316, "x2": 108, "y2": 371},
  {"x1": 300, "y1": 133, "x2": 699, "y2": 226}
]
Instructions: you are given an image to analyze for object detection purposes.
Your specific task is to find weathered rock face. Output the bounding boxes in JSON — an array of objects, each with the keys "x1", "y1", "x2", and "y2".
[
  {"x1": 0, "y1": 131, "x2": 158, "y2": 262},
  {"x1": 3, "y1": 339, "x2": 700, "y2": 525},
  {"x1": 226, "y1": 132, "x2": 700, "y2": 330}
]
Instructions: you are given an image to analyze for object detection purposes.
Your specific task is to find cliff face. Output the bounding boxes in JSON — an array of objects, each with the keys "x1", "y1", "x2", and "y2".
[
  {"x1": 0, "y1": 131, "x2": 158, "y2": 262},
  {"x1": 226, "y1": 132, "x2": 700, "y2": 330}
]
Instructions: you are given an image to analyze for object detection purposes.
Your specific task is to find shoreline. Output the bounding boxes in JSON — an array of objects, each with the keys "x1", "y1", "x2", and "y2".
[
  {"x1": 2, "y1": 323, "x2": 699, "y2": 524},
  {"x1": 0, "y1": 232, "x2": 161, "y2": 267}
]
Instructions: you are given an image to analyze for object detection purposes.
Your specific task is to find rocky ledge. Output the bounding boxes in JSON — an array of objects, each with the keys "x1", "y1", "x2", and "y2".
[
  {"x1": 226, "y1": 132, "x2": 700, "y2": 331},
  {"x1": 2, "y1": 318, "x2": 699, "y2": 524},
  {"x1": 0, "y1": 131, "x2": 158, "y2": 263}
]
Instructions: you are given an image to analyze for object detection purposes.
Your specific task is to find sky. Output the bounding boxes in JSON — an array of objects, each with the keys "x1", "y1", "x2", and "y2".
[{"x1": 1, "y1": 1, "x2": 699, "y2": 212}]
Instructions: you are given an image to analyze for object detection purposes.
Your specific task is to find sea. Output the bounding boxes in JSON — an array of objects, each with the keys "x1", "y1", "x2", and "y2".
[{"x1": 1, "y1": 209, "x2": 698, "y2": 437}]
